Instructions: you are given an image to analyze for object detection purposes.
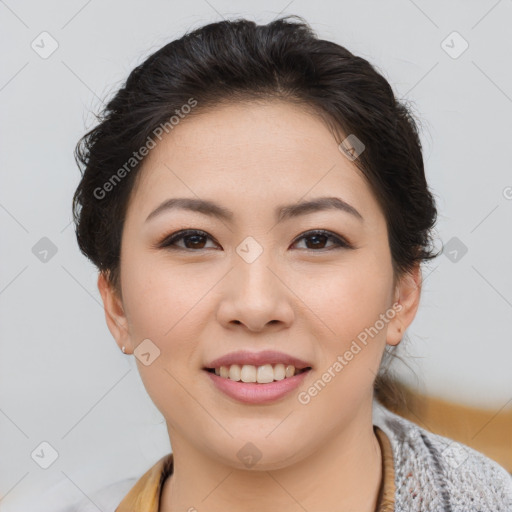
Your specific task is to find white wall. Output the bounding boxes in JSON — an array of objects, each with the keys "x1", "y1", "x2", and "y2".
[{"x1": 1, "y1": 0, "x2": 511, "y2": 510}]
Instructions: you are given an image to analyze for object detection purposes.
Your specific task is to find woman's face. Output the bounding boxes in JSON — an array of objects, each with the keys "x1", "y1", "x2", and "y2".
[{"x1": 100, "y1": 100, "x2": 416, "y2": 469}]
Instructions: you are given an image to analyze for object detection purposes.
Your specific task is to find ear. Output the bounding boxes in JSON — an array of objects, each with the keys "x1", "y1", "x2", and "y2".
[
  {"x1": 97, "y1": 272, "x2": 132, "y2": 353},
  {"x1": 386, "y1": 263, "x2": 422, "y2": 346}
]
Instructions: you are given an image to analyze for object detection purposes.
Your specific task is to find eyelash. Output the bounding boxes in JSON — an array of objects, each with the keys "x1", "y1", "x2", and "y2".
[{"x1": 156, "y1": 229, "x2": 353, "y2": 252}]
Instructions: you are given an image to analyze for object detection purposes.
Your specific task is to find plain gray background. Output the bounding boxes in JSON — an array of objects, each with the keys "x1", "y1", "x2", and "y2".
[{"x1": 1, "y1": 0, "x2": 511, "y2": 510}]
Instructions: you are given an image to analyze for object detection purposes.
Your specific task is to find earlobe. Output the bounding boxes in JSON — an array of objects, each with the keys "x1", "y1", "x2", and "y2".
[
  {"x1": 97, "y1": 272, "x2": 132, "y2": 353},
  {"x1": 386, "y1": 264, "x2": 422, "y2": 347}
]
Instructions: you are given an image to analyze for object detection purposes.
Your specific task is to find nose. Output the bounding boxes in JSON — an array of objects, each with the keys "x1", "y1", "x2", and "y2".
[{"x1": 216, "y1": 250, "x2": 295, "y2": 332}]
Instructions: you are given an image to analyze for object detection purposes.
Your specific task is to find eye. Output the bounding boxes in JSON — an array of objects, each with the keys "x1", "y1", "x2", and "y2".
[
  {"x1": 291, "y1": 229, "x2": 352, "y2": 251},
  {"x1": 156, "y1": 229, "x2": 353, "y2": 251},
  {"x1": 157, "y1": 229, "x2": 219, "y2": 251}
]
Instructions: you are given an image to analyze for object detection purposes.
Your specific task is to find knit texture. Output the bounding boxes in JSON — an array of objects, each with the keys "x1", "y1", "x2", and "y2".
[
  {"x1": 373, "y1": 401, "x2": 512, "y2": 511},
  {"x1": 70, "y1": 401, "x2": 512, "y2": 512}
]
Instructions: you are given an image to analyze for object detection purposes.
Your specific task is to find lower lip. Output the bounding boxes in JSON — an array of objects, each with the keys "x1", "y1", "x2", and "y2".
[{"x1": 204, "y1": 369, "x2": 311, "y2": 404}]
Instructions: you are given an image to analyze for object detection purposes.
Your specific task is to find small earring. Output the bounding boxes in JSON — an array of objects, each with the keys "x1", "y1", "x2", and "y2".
[{"x1": 122, "y1": 345, "x2": 126, "y2": 354}]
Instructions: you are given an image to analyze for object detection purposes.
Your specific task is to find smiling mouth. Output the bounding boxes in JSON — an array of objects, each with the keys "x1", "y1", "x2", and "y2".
[
  {"x1": 204, "y1": 365, "x2": 312, "y2": 384},
  {"x1": 205, "y1": 368, "x2": 311, "y2": 374}
]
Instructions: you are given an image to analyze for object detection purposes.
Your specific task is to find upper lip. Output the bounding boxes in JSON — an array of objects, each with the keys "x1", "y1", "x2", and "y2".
[{"x1": 204, "y1": 350, "x2": 313, "y2": 370}]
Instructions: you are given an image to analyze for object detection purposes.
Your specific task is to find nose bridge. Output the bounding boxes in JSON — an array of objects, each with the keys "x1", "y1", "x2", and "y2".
[{"x1": 234, "y1": 236, "x2": 279, "y2": 297}]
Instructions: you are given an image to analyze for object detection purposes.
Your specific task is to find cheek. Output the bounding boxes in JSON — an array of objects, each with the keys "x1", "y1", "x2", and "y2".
[
  {"x1": 303, "y1": 258, "x2": 394, "y2": 396},
  {"x1": 121, "y1": 254, "x2": 214, "y2": 392},
  {"x1": 307, "y1": 277, "x2": 391, "y2": 407},
  {"x1": 122, "y1": 256, "x2": 209, "y2": 417},
  {"x1": 122, "y1": 251, "x2": 209, "y2": 336},
  {"x1": 303, "y1": 260, "x2": 393, "y2": 339}
]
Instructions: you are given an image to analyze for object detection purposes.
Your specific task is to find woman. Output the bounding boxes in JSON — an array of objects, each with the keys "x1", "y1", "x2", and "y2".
[{"x1": 72, "y1": 15, "x2": 512, "y2": 512}]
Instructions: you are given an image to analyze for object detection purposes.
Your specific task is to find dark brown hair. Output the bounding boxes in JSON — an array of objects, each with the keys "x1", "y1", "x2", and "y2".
[{"x1": 72, "y1": 15, "x2": 441, "y2": 405}]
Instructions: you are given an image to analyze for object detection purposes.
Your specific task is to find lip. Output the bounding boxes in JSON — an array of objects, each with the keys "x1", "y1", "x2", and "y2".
[
  {"x1": 203, "y1": 350, "x2": 313, "y2": 371},
  {"x1": 204, "y1": 368, "x2": 312, "y2": 404}
]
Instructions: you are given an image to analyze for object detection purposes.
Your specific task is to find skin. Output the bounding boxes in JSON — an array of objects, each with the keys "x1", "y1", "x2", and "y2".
[{"x1": 98, "y1": 100, "x2": 421, "y2": 512}]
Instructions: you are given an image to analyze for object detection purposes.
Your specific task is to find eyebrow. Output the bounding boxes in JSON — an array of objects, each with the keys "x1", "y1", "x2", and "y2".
[{"x1": 145, "y1": 196, "x2": 364, "y2": 224}]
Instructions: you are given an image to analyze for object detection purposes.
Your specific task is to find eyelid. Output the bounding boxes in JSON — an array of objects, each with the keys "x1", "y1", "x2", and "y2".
[
  {"x1": 156, "y1": 228, "x2": 353, "y2": 251},
  {"x1": 155, "y1": 229, "x2": 216, "y2": 250},
  {"x1": 293, "y1": 229, "x2": 351, "y2": 248}
]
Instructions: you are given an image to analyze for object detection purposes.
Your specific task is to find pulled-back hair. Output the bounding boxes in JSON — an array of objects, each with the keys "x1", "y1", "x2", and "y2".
[{"x1": 72, "y1": 15, "x2": 441, "y2": 406}]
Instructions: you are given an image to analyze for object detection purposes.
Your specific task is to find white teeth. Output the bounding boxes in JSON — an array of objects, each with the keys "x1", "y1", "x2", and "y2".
[
  {"x1": 241, "y1": 365, "x2": 256, "y2": 383},
  {"x1": 257, "y1": 364, "x2": 275, "y2": 383},
  {"x1": 211, "y1": 363, "x2": 307, "y2": 383},
  {"x1": 229, "y1": 364, "x2": 241, "y2": 381},
  {"x1": 273, "y1": 364, "x2": 286, "y2": 381}
]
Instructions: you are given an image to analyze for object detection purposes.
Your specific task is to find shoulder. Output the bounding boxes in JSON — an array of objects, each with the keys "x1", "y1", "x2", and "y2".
[
  {"x1": 373, "y1": 401, "x2": 512, "y2": 512},
  {"x1": 69, "y1": 453, "x2": 171, "y2": 512},
  {"x1": 70, "y1": 477, "x2": 137, "y2": 512}
]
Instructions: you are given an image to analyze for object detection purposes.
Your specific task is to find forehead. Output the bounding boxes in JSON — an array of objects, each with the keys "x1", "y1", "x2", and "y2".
[
  {"x1": 128, "y1": 100, "x2": 382, "y2": 228},
  {"x1": 150, "y1": 100, "x2": 340, "y2": 161}
]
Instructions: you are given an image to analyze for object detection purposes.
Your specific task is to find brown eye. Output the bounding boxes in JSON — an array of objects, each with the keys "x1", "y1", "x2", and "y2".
[
  {"x1": 159, "y1": 230, "x2": 219, "y2": 250},
  {"x1": 157, "y1": 229, "x2": 352, "y2": 252},
  {"x1": 291, "y1": 230, "x2": 351, "y2": 251}
]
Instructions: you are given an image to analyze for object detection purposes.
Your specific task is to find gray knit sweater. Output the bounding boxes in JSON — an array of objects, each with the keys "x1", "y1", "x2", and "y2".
[
  {"x1": 372, "y1": 400, "x2": 512, "y2": 511},
  {"x1": 70, "y1": 401, "x2": 512, "y2": 512}
]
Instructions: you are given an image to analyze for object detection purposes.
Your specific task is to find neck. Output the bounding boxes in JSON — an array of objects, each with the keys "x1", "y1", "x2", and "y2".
[{"x1": 160, "y1": 404, "x2": 383, "y2": 512}]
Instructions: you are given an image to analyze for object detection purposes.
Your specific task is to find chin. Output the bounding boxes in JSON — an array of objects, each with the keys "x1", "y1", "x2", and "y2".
[{"x1": 206, "y1": 434, "x2": 307, "y2": 471}]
